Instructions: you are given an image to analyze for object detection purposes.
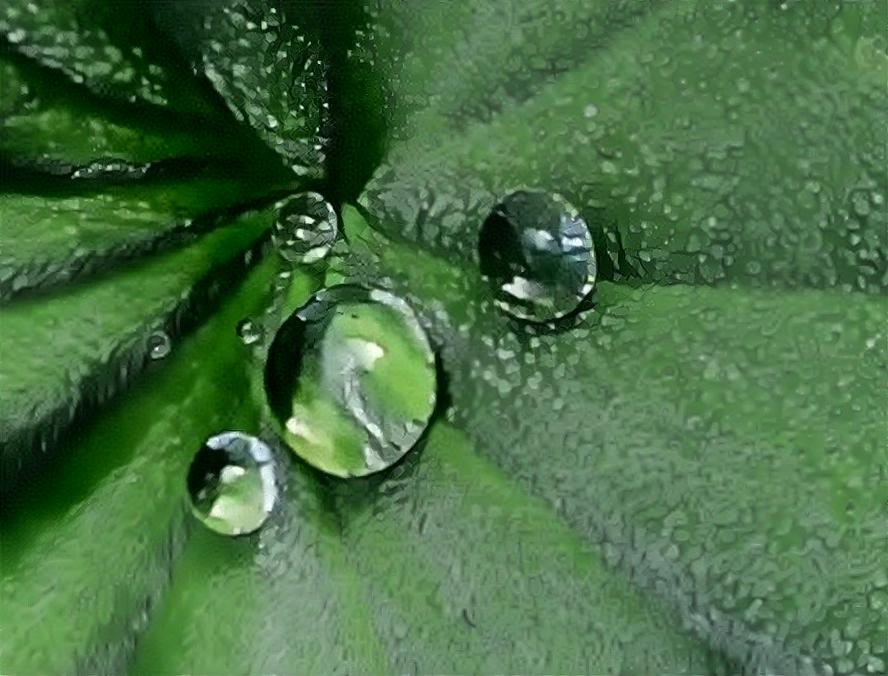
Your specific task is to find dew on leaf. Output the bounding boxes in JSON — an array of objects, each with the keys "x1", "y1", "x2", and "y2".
[
  {"x1": 264, "y1": 285, "x2": 436, "y2": 478},
  {"x1": 236, "y1": 318, "x2": 263, "y2": 346},
  {"x1": 479, "y1": 190, "x2": 596, "y2": 322},
  {"x1": 272, "y1": 192, "x2": 338, "y2": 264},
  {"x1": 147, "y1": 330, "x2": 171, "y2": 360},
  {"x1": 187, "y1": 432, "x2": 278, "y2": 536}
]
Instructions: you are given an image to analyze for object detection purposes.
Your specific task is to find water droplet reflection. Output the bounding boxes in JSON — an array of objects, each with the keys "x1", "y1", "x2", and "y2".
[
  {"x1": 147, "y1": 331, "x2": 171, "y2": 360},
  {"x1": 265, "y1": 285, "x2": 437, "y2": 478},
  {"x1": 272, "y1": 192, "x2": 338, "y2": 264},
  {"x1": 236, "y1": 318, "x2": 263, "y2": 346},
  {"x1": 187, "y1": 432, "x2": 278, "y2": 536},
  {"x1": 479, "y1": 190, "x2": 596, "y2": 322}
]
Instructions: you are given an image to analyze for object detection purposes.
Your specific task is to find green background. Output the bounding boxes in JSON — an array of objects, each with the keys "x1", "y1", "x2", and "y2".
[{"x1": 0, "y1": 0, "x2": 885, "y2": 673}]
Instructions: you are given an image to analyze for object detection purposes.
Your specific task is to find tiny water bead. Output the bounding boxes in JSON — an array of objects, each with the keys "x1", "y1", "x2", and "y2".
[
  {"x1": 265, "y1": 285, "x2": 437, "y2": 478},
  {"x1": 272, "y1": 191, "x2": 338, "y2": 264},
  {"x1": 236, "y1": 318, "x2": 263, "y2": 346},
  {"x1": 479, "y1": 190, "x2": 596, "y2": 322},
  {"x1": 187, "y1": 432, "x2": 278, "y2": 536},
  {"x1": 147, "y1": 330, "x2": 171, "y2": 359}
]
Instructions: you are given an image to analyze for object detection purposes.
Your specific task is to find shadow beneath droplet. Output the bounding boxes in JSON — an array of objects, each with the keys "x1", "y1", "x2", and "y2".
[{"x1": 507, "y1": 291, "x2": 599, "y2": 338}]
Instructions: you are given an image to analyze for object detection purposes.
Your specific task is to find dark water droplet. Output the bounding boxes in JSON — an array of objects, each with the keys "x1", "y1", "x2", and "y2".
[
  {"x1": 236, "y1": 318, "x2": 263, "y2": 346},
  {"x1": 272, "y1": 192, "x2": 338, "y2": 264},
  {"x1": 187, "y1": 432, "x2": 278, "y2": 536},
  {"x1": 479, "y1": 190, "x2": 596, "y2": 322},
  {"x1": 265, "y1": 285, "x2": 436, "y2": 478},
  {"x1": 147, "y1": 331, "x2": 171, "y2": 360}
]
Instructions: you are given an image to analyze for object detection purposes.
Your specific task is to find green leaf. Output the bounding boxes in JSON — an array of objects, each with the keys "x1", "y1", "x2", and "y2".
[
  {"x1": 149, "y1": 0, "x2": 330, "y2": 177},
  {"x1": 1, "y1": 0, "x2": 886, "y2": 674},
  {"x1": 132, "y1": 424, "x2": 731, "y2": 675},
  {"x1": 0, "y1": 178, "x2": 290, "y2": 298},
  {"x1": 0, "y1": 258, "x2": 276, "y2": 674},
  {"x1": 0, "y1": 51, "x2": 274, "y2": 176},
  {"x1": 0, "y1": 207, "x2": 272, "y2": 487},
  {"x1": 1, "y1": 0, "x2": 223, "y2": 116},
  {"x1": 337, "y1": 205, "x2": 888, "y2": 673},
  {"x1": 338, "y1": 0, "x2": 888, "y2": 669},
  {"x1": 359, "y1": 0, "x2": 887, "y2": 292}
]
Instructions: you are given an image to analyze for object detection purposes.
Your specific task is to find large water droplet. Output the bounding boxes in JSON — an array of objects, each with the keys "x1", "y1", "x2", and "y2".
[
  {"x1": 147, "y1": 330, "x2": 171, "y2": 359},
  {"x1": 265, "y1": 285, "x2": 437, "y2": 478},
  {"x1": 272, "y1": 192, "x2": 337, "y2": 264},
  {"x1": 187, "y1": 432, "x2": 278, "y2": 536},
  {"x1": 479, "y1": 190, "x2": 596, "y2": 322}
]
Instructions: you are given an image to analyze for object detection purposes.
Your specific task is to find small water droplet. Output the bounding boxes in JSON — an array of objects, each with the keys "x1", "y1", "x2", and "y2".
[
  {"x1": 187, "y1": 432, "x2": 278, "y2": 536},
  {"x1": 265, "y1": 285, "x2": 437, "y2": 478},
  {"x1": 147, "y1": 331, "x2": 171, "y2": 360},
  {"x1": 272, "y1": 192, "x2": 337, "y2": 264},
  {"x1": 393, "y1": 620, "x2": 409, "y2": 640},
  {"x1": 479, "y1": 190, "x2": 596, "y2": 322},
  {"x1": 236, "y1": 318, "x2": 262, "y2": 346},
  {"x1": 851, "y1": 191, "x2": 871, "y2": 218}
]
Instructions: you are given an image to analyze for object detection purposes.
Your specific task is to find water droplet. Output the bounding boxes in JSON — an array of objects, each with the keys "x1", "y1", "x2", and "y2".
[
  {"x1": 272, "y1": 192, "x2": 337, "y2": 264},
  {"x1": 851, "y1": 191, "x2": 871, "y2": 218},
  {"x1": 265, "y1": 285, "x2": 437, "y2": 478},
  {"x1": 479, "y1": 190, "x2": 596, "y2": 322},
  {"x1": 393, "y1": 620, "x2": 409, "y2": 640},
  {"x1": 147, "y1": 331, "x2": 171, "y2": 360},
  {"x1": 236, "y1": 318, "x2": 263, "y2": 346},
  {"x1": 187, "y1": 432, "x2": 278, "y2": 536}
]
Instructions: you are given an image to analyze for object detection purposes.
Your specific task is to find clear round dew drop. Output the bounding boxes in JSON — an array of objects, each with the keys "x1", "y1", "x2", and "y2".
[
  {"x1": 264, "y1": 285, "x2": 437, "y2": 478},
  {"x1": 147, "y1": 330, "x2": 171, "y2": 359},
  {"x1": 479, "y1": 190, "x2": 596, "y2": 322},
  {"x1": 187, "y1": 432, "x2": 278, "y2": 536},
  {"x1": 272, "y1": 191, "x2": 338, "y2": 264}
]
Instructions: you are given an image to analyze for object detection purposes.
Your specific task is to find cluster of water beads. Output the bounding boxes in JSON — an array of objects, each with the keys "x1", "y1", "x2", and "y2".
[
  {"x1": 479, "y1": 189, "x2": 596, "y2": 323},
  {"x1": 187, "y1": 432, "x2": 278, "y2": 536},
  {"x1": 191, "y1": 187, "x2": 593, "y2": 534}
]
